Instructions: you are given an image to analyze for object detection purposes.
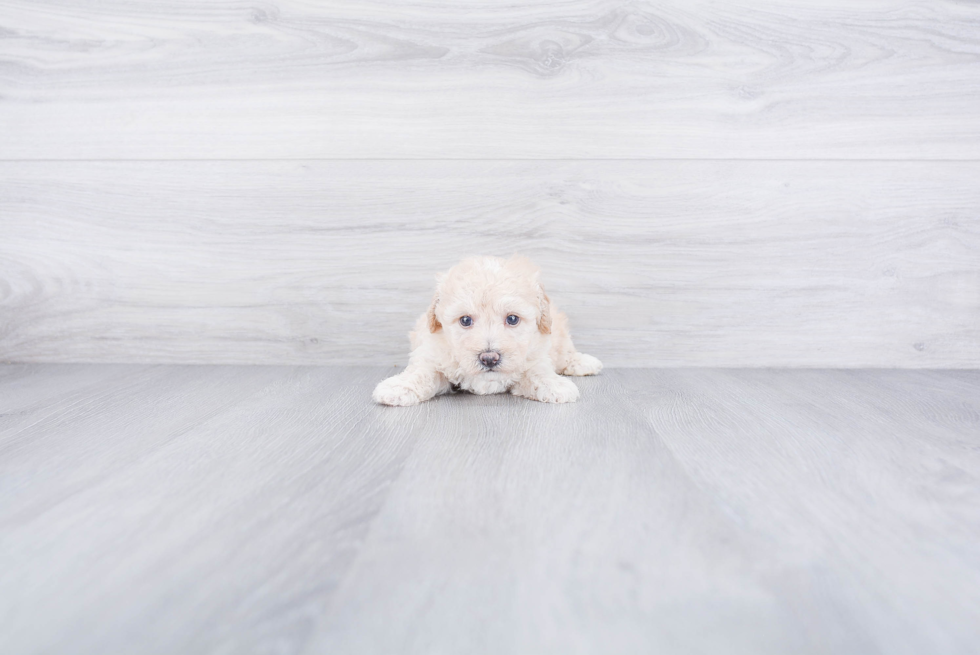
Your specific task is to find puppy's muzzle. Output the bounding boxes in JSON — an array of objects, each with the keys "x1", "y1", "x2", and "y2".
[{"x1": 478, "y1": 350, "x2": 501, "y2": 370}]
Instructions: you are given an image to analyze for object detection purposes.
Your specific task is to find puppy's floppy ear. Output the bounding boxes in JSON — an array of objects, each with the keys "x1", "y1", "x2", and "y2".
[
  {"x1": 538, "y1": 290, "x2": 552, "y2": 335},
  {"x1": 427, "y1": 293, "x2": 442, "y2": 333}
]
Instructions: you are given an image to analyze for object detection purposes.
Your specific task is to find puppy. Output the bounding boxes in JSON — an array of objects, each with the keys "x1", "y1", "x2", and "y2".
[{"x1": 373, "y1": 256, "x2": 602, "y2": 406}]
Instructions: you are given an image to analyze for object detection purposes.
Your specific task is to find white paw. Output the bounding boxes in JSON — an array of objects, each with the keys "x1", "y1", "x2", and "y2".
[
  {"x1": 561, "y1": 353, "x2": 603, "y2": 377},
  {"x1": 521, "y1": 375, "x2": 580, "y2": 403},
  {"x1": 373, "y1": 376, "x2": 422, "y2": 406}
]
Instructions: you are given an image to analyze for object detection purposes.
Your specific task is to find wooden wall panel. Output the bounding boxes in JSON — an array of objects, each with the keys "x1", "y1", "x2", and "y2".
[
  {"x1": 1, "y1": 0, "x2": 979, "y2": 159},
  {"x1": 2, "y1": 161, "x2": 977, "y2": 367}
]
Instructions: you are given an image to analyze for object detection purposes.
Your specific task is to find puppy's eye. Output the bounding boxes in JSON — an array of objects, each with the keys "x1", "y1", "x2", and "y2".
[
  {"x1": 506, "y1": 314, "x2": 520, "y2": 326},
  {"x1": 459, "y1": 316, "x2": 473, "y2": 327}
]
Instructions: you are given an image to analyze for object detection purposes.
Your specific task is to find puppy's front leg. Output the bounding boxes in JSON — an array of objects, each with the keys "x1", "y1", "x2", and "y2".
[
  {"x1": 511, "y1": 364, "x2": 580, "y2": 404},
  {"x1": 373, "y1": 363, "x2": 448, "y2": 406}
]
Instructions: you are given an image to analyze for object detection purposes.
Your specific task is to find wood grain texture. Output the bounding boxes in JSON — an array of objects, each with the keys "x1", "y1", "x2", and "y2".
[
  {"x1": 316, "y1": 370, "x2": 801, "y2": 654},
  {"x1": 1, "y1": 0, "x2": 979, "y2": 159},
  {"x1": 627, "y1": 368, "x2": 980, "y2": 655},
  {"x1": 2, "y1": 160, "x2": 978, "y2": 367},
  {"x1": 0, "y1": 365, "x2": 428, "y2": 654},
  {"x1": 3, "y1": 365, "x2": 977, "y2": 654},
  {"x1": 313, "y1": 368, "x2": 980, "y2": 654}
]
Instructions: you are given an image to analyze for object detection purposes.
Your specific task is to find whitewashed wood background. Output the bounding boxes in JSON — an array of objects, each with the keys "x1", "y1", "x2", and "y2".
[{"x1": 1, "y1": 0, "x2": 979, "y2": 367}]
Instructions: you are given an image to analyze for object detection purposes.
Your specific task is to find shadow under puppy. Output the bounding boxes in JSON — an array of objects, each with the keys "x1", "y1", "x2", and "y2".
[{"x1": 373, "y1": 256, "x2": 602, "y2": 406}]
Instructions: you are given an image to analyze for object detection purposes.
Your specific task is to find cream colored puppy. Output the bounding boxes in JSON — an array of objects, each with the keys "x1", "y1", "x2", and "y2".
[{"x1": 373, "y1": 256, "x2": 602, "y2": 406}]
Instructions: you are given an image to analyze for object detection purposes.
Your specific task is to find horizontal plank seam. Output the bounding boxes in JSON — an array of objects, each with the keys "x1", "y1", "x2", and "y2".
[{"x1": 3, "y1": 158, "x2": 980, "y2": 164}]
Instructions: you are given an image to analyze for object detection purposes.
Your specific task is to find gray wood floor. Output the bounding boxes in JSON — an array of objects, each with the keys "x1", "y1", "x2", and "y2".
[{"x1": 1, "y1": 365, "x2": 978, "y2": 654}]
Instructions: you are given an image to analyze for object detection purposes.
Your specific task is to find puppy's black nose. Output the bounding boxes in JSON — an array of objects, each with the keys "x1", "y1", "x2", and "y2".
[{"x1": 479, "y1": 351, "x2": 500, "y2": 369}]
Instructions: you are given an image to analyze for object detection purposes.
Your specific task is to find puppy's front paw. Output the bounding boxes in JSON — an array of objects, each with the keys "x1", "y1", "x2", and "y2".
[
  {"x1": 560, "y1": 353, "x2": 603, "y2": 377},
  {"x1": 516, "y1": 375, "x2": 580, "y2": 403},
  {"x1": 373, "y1": 376, "x2": 423, "y2": 406}
]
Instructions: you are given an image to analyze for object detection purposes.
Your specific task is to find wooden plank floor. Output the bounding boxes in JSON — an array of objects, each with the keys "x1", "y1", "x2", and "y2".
[{"x1": 1, "y1": 365, "x2": 978, "y2": 654}]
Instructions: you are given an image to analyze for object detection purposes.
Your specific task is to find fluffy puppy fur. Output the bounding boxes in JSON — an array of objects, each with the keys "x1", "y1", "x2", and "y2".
[{"x1": 373, "y1": 256, "x2": 602, "y2": 406}]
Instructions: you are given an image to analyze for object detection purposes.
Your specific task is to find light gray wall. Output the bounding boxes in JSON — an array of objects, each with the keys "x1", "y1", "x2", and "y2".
[{"x1": 1, "y1": 0, "x2": 978, "y2": 366}]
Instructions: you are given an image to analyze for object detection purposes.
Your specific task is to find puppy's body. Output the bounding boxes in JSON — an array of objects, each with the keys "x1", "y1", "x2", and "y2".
[{"x1": 373, "y1": 256, "x2": 601, "y2": 406}]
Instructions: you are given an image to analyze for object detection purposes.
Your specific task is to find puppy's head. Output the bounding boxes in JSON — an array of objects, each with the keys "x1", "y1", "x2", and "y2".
[{"x1": 428, "y1": 256, "x2": 551, "y2": 379}]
